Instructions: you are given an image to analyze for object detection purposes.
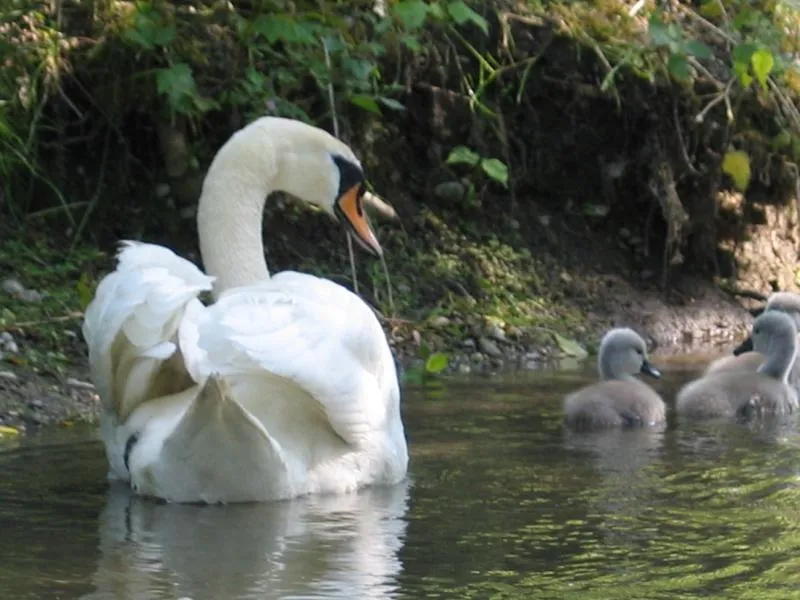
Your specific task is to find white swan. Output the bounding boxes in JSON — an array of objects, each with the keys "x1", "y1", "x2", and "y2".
[{"x1": 82, "y1": 117, "x2": 409, "y2": 504}]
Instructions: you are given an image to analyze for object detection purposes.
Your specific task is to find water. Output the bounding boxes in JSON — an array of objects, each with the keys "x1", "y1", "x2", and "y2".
[{"x1": 4, "y1": 363, "x2": 800, "y2": 599}]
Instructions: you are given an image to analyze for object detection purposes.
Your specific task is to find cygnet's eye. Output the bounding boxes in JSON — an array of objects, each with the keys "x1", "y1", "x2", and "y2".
[
  {"x1": 754, "y1": 328, "x2": 761, "y2": 335},
  {"x1": 635, "y1": 348, "x2": 644, "y2": 356}
]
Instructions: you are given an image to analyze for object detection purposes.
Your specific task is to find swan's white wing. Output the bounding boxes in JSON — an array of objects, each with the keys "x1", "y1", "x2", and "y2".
[
  {"x1": 83, "y1": 241, "x2": 215, "y2": 420},
  {"x1": 180, "y1": 271, "x2": 397, "y2": 447}
]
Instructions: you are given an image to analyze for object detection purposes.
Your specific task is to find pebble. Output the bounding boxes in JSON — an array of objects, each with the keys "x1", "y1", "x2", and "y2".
[
  {"x1": 0, "y1": 370, "x2": 16, "y2": 380},
  {"x1": 485, "y1": 324, "x2": 506, "y2": 342},
  {"x1": 2, "y1": 278, "x2": 25, "y2": 295},
  {"x1": 430, "y1": 316, "x2": 451, "y2": 327},
  {"x1": 155, "y1": 182, "x2": 171, "y2": 198},
  {"x1": 65, "y1": 378, "x2": 95, "y2": 390},
  {"x1": 478, "y1": 336, "x2": 503, "y2": 358},
  {"x1": 17, "y1": 289, "x2": 43, "y2": 303},
  {"x1": 433, "y1": 181, "x2": 467, "y2": 202},
  {"x1": 461, "y1": 338, "x2": 477, "y2": 350}
]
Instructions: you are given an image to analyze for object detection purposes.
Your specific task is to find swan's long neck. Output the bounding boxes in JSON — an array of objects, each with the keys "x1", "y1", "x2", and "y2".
[
  {"x1": 759, "y1": 332, "x2": 797, "y2": 382},
  {"x1": 197, "y1": 126, "x2": 281, "y2": 298}
]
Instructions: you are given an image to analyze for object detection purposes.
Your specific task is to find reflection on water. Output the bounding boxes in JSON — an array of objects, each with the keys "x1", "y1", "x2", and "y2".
[{"x1": 3, "y1": 363, "x2": 800, "y2": 599}]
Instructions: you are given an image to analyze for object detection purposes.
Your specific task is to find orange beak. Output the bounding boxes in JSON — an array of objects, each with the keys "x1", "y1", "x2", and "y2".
[{"x1": 336, "y1": 184, "x2": 383, "y2": 257}]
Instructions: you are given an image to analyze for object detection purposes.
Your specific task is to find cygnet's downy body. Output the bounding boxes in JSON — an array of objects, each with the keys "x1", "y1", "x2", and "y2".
[
  {"x1": 677, "y1": 311, "x2": 799, "y2": 419},
  {"x1": 705, "y1": 292, "x2": 800, "y2": 394},
  {"x1": 564, "y1": 328, "x2": 665, "y2": 431}
]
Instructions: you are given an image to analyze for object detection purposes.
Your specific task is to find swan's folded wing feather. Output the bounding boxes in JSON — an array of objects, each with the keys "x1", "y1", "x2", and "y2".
[
  {"x1": 186, "y1": 273, "x2": 393, "y2": 446},
  {"x1": 82, "y1": 242, "x2": 214, "y2": 418}
]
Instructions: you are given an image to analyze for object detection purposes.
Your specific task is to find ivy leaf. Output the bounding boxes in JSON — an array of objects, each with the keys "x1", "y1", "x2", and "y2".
[
  {"x1": 425, "y1": 352, "x2": 450, "y2": 374},
  {"x1": 252, "y1": 14, "x2": 320, "y2": 44},
  {"x1": 552, "y1": 333, "x2": 589, "y2": 359},
  {"x1": 446, "y1": 1, "x2": 488, "y2": 35},
  {"x1": 446, "y1": 145, "x2": 480, "y2": 166},
  {"x1": 393, "y1": 0, "x2": 429, "y2": 30},
  {"x1": 480, "y1": 158, "x2": 509, "y2": 187},
  {"x1": 156, "y1": 63, "x2": 197, "y2": 112},
  {"x1": 647, "y1": 14, "x2": 672, "y2": 47},
  {"x1": 684, "y1": 40, "x2": 712, "y2": 59},
  {"x1": 750, "y1": 48, "x2": 774, "y2": 90},
  {"x1": 722, "y1": 150, "x2": 751, "y2": 191},
  {"x1": 667, "y1": 53, "x2": 691, "y2": 80},
  {"x1": 348, "y1": 94, "x2": 381, "y2": 113},
  {"x1": 377, "y1": 97, "x2": 406, "y2": 111}
]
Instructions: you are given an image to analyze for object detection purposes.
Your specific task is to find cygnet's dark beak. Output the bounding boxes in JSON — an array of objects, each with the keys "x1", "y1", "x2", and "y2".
[
  {"x1": 733, "y1": 336, "x2": 754, "y2": 356},
  {"x1": 640, "y1": 359, "x2": 661, "y2": 379}
]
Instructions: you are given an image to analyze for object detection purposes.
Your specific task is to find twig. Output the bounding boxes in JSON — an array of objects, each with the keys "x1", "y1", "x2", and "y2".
[
  {"x1": 673, "y1": 99, "x2": 700, "y2": 174},
  {"x1": 695, "y1": 78, "x2": 734, "y2": 123},
  {"x1": 0, "y1": 312, "x2": 84, "y2": 331},
  {"x1": 321, "y1": 36, "x2": 359, "y2": 296},
  {"x1": 362, "y1": 191, "x2": 398, "y2": 220}
]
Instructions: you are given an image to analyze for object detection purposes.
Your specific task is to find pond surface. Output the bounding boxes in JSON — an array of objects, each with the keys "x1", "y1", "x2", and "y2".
[{"x1": 3, "y1": 361, "x2": 800, "y2": 599}]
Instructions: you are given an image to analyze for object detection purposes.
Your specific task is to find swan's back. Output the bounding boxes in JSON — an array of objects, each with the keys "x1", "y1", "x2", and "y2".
[
  {"x1": 563, "y1": 328, "x2": 665, "y2": 431},
  {"x1": 676, "y1": 371, "x2": 797, "y2": 419},
  {"x1": 678, "y1": 311, "x2": 799, "y2": 419},
  {"x1": 564, "y1": 380, "x2": 666, "y2": 430}
]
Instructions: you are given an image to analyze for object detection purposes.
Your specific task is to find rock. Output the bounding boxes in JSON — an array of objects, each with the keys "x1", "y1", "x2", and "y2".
[
  {"x1": 507, "y1": 326, "x2": 523, "y2": 339},
  {"x1": 430, "y1": 316, "x2": 451, "y2": 327},
  {"x1": 28, "y1": 399, "x2": 44, "y2": 410},
  {"x1": 470, "y1": 352, "x2": 485, "y2": 363},
  {"x1": 457, "y1": 363, "x2": 471, "y2": 374},
  {"x1": 179, "y1": 205, "x2": 198, "y2": 220},
  {"x1": 0, "y1": 370, "x2": 17, "y2": 380},
  {"x1": 433, "y1": 181, "x2": 467, "y2": 203},
  {"x1": 478, "y1": 337, "x2": 503, "y2": 358},
  {"x1": 2, "y1": 278, "x2": 24, "y2": 296},
  {"x1": 155, "y1": 182, "x2": 171, "y2": 198},
  {"x1": 17, "y1": 288, "x2": 43, "y2": 303},
  {"x1": 461, "y1": 338, "x2": 477, "y2": 350},
  {"x1": 411, "y1": 330, "x2": 421, "y2": 346},
  {"x1": 485, "y1": 324, "x2": 506, "y2": 342}
]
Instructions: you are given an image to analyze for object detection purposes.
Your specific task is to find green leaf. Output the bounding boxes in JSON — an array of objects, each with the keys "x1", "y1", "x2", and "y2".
[
  {"x1": 667, "y1": 53, "x2": 691, "y2": 80},
  {"x1": 76, "y1": 273, "x2": 93, "y2": 311},
  {"x1": 377, "y1": 97, "x2": 406, "y2": 111},
  {"x1": 721, "y1": 150, "x2": 751, "y2": 191},
  {"x1": 446, "y1": 1, "x2": 488, "y2": 35},
  {"x1": 425, "y1": 352, "x2": 450, "y2": 374},
  {"x1": 393, "y1": 0, "x2": 429, "y2": 30},
  {"x1": 446, "y1": 146, "x2": 481, "y2": 166},
  {"x1": 348, "y1": 95, "x2": 381, "y2": 113},
  {"x1": 156, "y1": 63, "x2": 198, "y2": 113},
  {"x1": 0, "y1": 425, "x2": 20, "y2": 437},
  {"x1": 480, "y1": 158, "x2": 508, "y2": 187},
  {"x1": 552, "y1": 333, "x2": 589, "y2": 359},
  {"x1": 647, "y1": 15, "x2": 672, "y2": 47},
  {"x1": 401, "y1": 34, "x2": 422, "y2": 52},
  {"x1": 750, "y1": 48, "x2": 774, "y2": 90},
  {"x1": 684, "y1": 40, "x2": 712, "y2": 59},
  {"x1": 252, "y1": 14, "x2": 320, "y2": 44}
]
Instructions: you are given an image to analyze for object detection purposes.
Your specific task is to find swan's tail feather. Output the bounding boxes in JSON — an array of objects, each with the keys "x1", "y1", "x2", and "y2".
[
  {"x1": 143, "y1": 374, "x2": 290, "y2": 503},
  {"x1": 82, "y1": 242, "x2": 214, "y2": 421}
]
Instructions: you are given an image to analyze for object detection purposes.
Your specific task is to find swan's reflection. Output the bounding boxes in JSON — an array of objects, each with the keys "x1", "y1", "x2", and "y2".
[{"x1": 84, "y1": 479, "x2": 411, "y2": 600}]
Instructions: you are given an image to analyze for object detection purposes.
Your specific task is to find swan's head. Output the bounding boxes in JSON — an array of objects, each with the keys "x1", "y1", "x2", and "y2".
[
  {"x1": 267, "y1": 120, "x2": 382, "y2": 257},
  {"x1": 765, "y1": 292, "x2": 800, "y2": 329},
  {"x1": 734, "y1": 310, "x2": 797, "y2": 356},
  {"x1": 598, "y1": 328, "x2": 661, "y2": 381}
]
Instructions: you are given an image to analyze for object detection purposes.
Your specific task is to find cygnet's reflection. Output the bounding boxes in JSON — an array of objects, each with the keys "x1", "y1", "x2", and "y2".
[{"x1": 83, "y1": 479, "x2": 411, "y2": 600}]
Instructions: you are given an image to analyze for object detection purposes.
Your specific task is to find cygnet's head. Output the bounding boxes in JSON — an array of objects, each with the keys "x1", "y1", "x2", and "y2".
[
  {"x1": 734, "y1": 310, "x2": 798, "y2": 356},
  {"x1": 765, "y1": 292, "x2": 800, "y2": 329},
  {"x1": 598, "y1": 328, "x2": 661, "y2": 380}
]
